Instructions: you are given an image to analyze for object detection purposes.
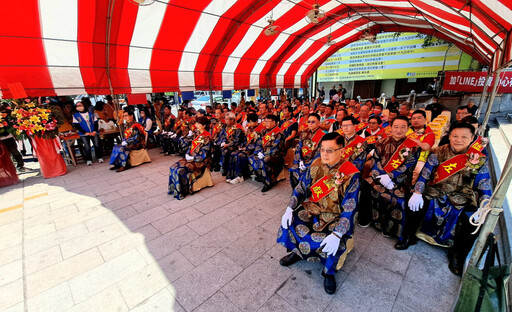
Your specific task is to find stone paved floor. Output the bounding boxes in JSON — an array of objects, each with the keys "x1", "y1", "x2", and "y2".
[{"x1": 0, "y1": 149, "x2": 461, "y2": 312}]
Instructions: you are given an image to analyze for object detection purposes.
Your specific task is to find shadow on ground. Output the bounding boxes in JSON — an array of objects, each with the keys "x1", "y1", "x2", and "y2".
[{"x1": 0, "y1": 148, "x2": 460, "y2": 312}]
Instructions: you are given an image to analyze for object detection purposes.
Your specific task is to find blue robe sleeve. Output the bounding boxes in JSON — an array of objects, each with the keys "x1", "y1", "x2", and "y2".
[
  {"x1": 191, "y1": 140, "x2": 210, "y2": 162},
  {"x1": 267, "y1": 133, "x2": 284, "y2": 156},
  {"x1": 335, "y1": 173, "x2": 361, "y2": 237},
  {"x1": 474, "y1": 159, "x2": 492, "y2": 205},
  {"x1": 414, "y1": 152, "x2": 439, "y2": 194},
  {"x1": 287, "y1": 166, "x2": 312, "y2": 210},
  {"x1": 125, "y1": 128, "x2": 142, "y2": 144},
  {"x1": 293, "y1": 140, "x2": 302, "y2": 166}
]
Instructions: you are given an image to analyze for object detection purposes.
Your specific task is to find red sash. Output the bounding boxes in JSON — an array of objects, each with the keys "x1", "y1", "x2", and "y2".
[
  {"x1": 246, "y1": 130, "x2": 257, "y2": 143},
  {"x1": 429, "y1": 138, "x2": 486, "y2": 185},
  {"x1": 236, "y1": 112, "x2": 246, "y2": 123},
  {"x1": 281, "y1": 118, "x2": 297, "y2": 130},
  {"x1": 226, "y1": 124, "x2": 242, "y2": 138},
  {"x1": 211, "y1": 123, "x2": 224, "y2": 137},
  {"x1": 365, "y1": 128, "x2": 386, "y2": 144},
  {"x1": 323, "y1": 117, "x2": 336, "y2": 124},
  {"x1": 355, "y1": 122, "x2": 368, "y2": 132},
  {"x1": 341, "y1": 135, "x2": 365, "y2": 159},
  {"x1": 407, "y1": 126, "x2": 434, "y2": 141},
  {"x1": 382, "y1": 137, "x2": 418, "y2": 173},
  {"x1": 190, "y1": 131, "x2": 210, "y2": 152},
  {"x1": 124, "y1": 123, "x2": 146, "y2": 138},
  {"x1": 309, "y1": 161, "x2": 359, "y2": 202},
  {"x1": 336, "y1": 128, "x2": 344, "y2": 136},
  {"x1": 301, "y1": 130, "x2": 324, "y2": 157},
  {"x1": 298, "y1": 116, "x2": 309, "y2": 132},
  {"x1": 262, "y1": 127, "x2": 281, "y2": 146},
  {"x1": 254, "y1": 123, "x2": 265, "y2": 133}
]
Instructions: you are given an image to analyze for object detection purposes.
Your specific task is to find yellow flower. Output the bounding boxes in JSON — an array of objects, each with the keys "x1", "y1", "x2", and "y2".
[
  {"x1": 39, "y1": 112, "x2": 49, "y2": 120},
  {"x1": 29, "y1": 115, "x2": 40, "y2": 123},
  {"x1": 34, "y1": 124, "x2": 45, "y2": 132}
]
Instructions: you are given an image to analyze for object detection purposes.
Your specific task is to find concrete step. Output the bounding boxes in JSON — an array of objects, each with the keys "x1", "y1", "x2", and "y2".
[{"x1": 496, "y1": 117, "x2": 512, "y2": 149}]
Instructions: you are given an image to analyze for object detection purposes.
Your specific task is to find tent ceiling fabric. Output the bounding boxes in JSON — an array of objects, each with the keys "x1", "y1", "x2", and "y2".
[{"x1": 0, "y1": 0, "x2": 511, "y2": 97}]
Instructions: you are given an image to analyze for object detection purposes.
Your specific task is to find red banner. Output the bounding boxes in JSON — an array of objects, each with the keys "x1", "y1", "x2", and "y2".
[{"x1": 443, "y1": 71, "x2": 512, "y2": 92}]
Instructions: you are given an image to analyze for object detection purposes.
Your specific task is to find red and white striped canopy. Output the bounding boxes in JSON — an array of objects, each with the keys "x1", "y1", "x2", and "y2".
[{"x1": 1, "y1": 0, "x2": 511, "y2": 98}]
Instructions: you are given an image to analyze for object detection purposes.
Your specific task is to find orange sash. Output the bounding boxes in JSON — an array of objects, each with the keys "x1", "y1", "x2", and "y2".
[
  {"x1": 262, "y1": 127, "x2": 281, "y2": 146},
  {"x1": 336, "y1": 128, "x2": 344, "y2": 136},
  {"x1": 382, "y1": 137, "x2": 418, "y2": 173},
  {"x1": 341, "y1": 135, "x2": 365, "y2": 159},
  {"x1": 301, "y1": 130, "x2": 324, "y2": 157},
  {"x1": 309, "y1": 161, "x2": 359, "y2": 203},
  {"x1": 429, "y1": 138, "x2": 486, "y2": 185},
  {"x1": 236, "y1": 112, "x2": 246, "y2": 123}
]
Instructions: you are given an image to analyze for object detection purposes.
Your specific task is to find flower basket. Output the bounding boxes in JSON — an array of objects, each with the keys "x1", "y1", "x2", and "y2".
[{"x1": 10, "y1": 99, "x2": 66, "y2": 178}]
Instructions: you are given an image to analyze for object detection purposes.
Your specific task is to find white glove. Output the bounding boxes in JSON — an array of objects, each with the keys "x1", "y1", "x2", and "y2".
[
  {"x1": 257, "y1": 152, "x2": 264, "y2": 159},
  {"x1": 121, "y1": 141, "x2": 127, "y2": 146},
  {"x1": 187, "y1": 130, "x2": 194, "y2": 137},
  {"x1": 299, "y1": 161, "x2": 306, "y2": 171},
  {"x1": 281, "y1": 207, "x2": 293, "y2": 229},
  {"x1": 185, "y1": 154, "x2": 194, "y2": 161},
  {"x1": 377, "y1": 174, "x2": 395, "y2": 190},
  {"x1": 221, "y1": 142, "x2": 226, "y2": 148},
  {"x1": 408, "y1": 193, "x2": 424, "y2": 212},
  {"x1": 320, "y1": 233, "x2": 341, "y2": 256}
]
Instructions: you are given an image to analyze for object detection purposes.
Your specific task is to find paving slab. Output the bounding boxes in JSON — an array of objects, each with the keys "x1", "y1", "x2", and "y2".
[{"x1": 0, "y1": 150, "x2": 462, "y2": 312}]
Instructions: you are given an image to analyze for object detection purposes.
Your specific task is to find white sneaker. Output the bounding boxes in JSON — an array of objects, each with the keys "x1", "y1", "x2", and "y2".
[
  {"x1": 98, "y1": 158, "x2": 104, "y2": 163},
  {"x1": 87, "y1": 160, "x2": 92, "y2": 166},
  {"x1": 226, "y1": 178, "x2": 232, "y2": 183},
  {"x1": 229, "y1": 177, "x2": 240, "y2": 184},
  {"x1": 237, "y1": 177, "x2": 244, "y2": 183}
]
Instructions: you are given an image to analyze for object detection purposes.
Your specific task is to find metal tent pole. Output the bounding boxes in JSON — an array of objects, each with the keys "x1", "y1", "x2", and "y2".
[
  {"x1": 479, "y1": 68, "x2": 502, "y2": 136},
  {"x1": 476, "y1": 71, "x2": 492, "y2": 119},
  {"x1": 468, "y1": 145, "x2": 512, "y2": 267}
]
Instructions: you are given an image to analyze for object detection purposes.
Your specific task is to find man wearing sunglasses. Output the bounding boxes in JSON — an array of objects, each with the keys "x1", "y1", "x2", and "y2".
[
  {"x1": 289, "y1": 113, "x2": 324, "y2": 189},
  {"x1": 278, "y1": 132, "x2": 361, "y2": 294}
]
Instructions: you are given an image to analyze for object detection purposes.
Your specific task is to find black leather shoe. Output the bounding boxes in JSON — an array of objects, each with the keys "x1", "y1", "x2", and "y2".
[
  {"x1": 324, "y1": 275, "x2": 337, "y2": 294},
  {"x1": 448, "y1": 255, "x2": 464, "y2": 276},
  {"x1": 394, "y1": 236, "x2": 417, "y2": 250},
  {"x1": 261, "y1": 184, "x2": 273, "y2": 192},
  {"x1": 279, "y1": 253, "x2": 302, "y2": 266},
  {"x1": 357, "y1": 221, "x2": 371, "y2": 228}
]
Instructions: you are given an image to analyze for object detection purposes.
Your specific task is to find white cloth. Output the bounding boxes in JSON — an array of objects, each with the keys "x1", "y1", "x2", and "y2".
[
  {"x1": 185, "y1": 154, "x2": 194, "y2": 161},
  {"x1": 299, "y1": 161, "x2": 306, "y2": 171},
  {"x1": 281, "y1": 207, "x2": 293, "y2": 229},
  {"x1": 408, "y1": 193, "x2": 424, "y2": 212},
  {"x1": 121, "y1": 141, "x2": 127, "y2": 146},
  {"x1": 320, "y1": 233, "x2": 341, "y2": 256},
  {"x1": 257, "y1": 152, "x2": 264, "y2": 159},
  {"x1": 377, "y1": 174, "x2": 395, "y2": 190}
]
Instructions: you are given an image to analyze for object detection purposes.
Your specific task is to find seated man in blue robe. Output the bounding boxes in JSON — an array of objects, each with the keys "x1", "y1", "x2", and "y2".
[
  {"x1": 277, "y1": 132, "x2": 361, "y2": 294},
  {"x1": 408, "y1": 123, "x2": 492, "y2": 275}
]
